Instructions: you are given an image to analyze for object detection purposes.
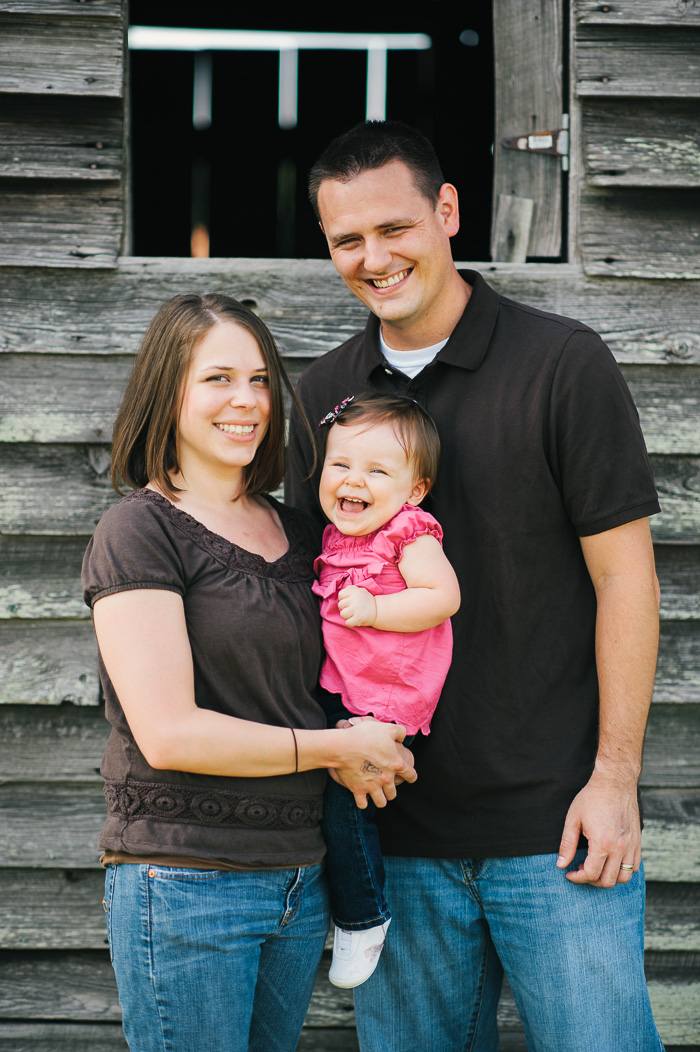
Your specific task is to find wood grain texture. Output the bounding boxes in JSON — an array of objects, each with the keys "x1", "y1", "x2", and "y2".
[
  {"x1": 0, "y1": 96, "x2": 123, "y2": 180},
  {"x1": 581, "y1": 98, "x2": 700, "y2": 188},
  {"x1": 651, "y1": 457, "x2": 700, "y2": 545},
  {"x1": 579, "y1": 188, "x2": 700, "y2": 278},
  {"x1": 642, "y1": 704, "x2": 700, "y2": 788},
  {"x1": 2, "y1": 354, "x2": 695, "y2": 453},
  {"x1": 0, "y1": 948, "x2": 696, "y2": 1044},
  {"x1": 575, "y1": 0, "x2": 700, "y2": 26},
  {"x1": 0, "y1": 867, "x2": 697, "y2": 952},
  {"x1": 0, "y1": 536, "x2": 89, "y2": 618},
  {"x1": 1, "y1": 260, "x2": 699, "y2": 364},
  {"x1": 0, "y1": 621, "x2": 99, "y2": 706},
  {"x1": 575, "y1": 26, "x2": 700, "y2": 98},
  {"x1": 0, "y1": 1024, "x2": 128, "y2": 1052},
  {"x1": 0, "y1": 13, "x2": 124, "y2": 97},
  {"x1": 0, "y1": 537, "x2": 671, "y2": 620},
  {"x1": 5, "y1": 447, "x2": 699, "y2": 538},
  {"x1": 0, "y1": 1, "x2": 122, "y2": 15},
  {"x1": 0, "y1": 354, "x2": 304, "y2": 445},
  {"x1": 0, "y1": 783, "x2": 696, "y2": 872},
  {"x1": 0, "y1": 706, "x2": 105, "y2": 781},
  {"x1": 0, "y1": 181, "x2": 122, "y2": 268},
  {"x1": 491, "y1": 0, "x2": 563, "y2": 258}
]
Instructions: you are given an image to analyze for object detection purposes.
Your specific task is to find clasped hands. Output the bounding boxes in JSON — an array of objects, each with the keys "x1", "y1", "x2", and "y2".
[{"x1": 330, "y1": 715, "x2": 415, "y2": 810}]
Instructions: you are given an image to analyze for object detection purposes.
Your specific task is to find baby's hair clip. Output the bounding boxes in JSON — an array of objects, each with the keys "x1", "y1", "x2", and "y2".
[{"x1": 318, "y1": 395, "x2": 354, "y2": 429}]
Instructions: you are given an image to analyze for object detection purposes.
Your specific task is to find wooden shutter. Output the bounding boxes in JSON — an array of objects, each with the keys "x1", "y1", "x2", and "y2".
[{"x1": 491, "y1": 0, "x2": 565, "y2": 261}]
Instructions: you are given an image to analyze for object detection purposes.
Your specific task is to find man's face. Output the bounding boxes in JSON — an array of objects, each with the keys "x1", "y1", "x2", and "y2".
[{"x1": 317, "y1": 160, "x2": 460, "y2": 342}]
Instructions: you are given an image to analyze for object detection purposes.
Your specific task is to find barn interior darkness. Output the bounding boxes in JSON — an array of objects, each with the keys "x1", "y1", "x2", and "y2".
[{"x1": 128, "y1": 3, "x2": 494, "y2": 260}]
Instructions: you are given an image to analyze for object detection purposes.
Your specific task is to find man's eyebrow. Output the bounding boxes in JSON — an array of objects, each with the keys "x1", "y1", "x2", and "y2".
[{"x1": 327, "y1": 217, "x2": 417, "y2": 247}]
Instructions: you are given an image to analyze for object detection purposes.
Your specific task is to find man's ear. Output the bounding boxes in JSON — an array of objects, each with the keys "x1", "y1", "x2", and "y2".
[
  {"x1": 437, "y1": 183, "x2": 460, "y2": 239},
  {"x1": 406, "y1": 478, "x2": 430, "y2": 506}
]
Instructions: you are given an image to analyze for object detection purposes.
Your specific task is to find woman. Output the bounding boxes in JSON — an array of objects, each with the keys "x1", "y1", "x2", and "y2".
[{"x1": 82, "y1": 294, "x2": 414, "y2": 1052}]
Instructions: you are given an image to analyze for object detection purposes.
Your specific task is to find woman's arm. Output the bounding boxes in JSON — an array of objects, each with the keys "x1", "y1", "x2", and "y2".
[
  {"x1": 336, "y1": 533, "x2": 461, "y2": 632},
  {"x1": 93, "y1": 588, "x2": 415, "y2": 808}
]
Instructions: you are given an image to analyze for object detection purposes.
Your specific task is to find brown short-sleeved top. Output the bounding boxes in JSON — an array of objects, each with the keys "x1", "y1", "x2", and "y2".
[{"x1": 82, "y1": 488, "x2": 327, "y2": 868}]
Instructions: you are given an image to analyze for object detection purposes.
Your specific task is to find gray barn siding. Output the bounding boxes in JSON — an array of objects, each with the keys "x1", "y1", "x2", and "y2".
[{"x1": 0, "y1": 3, "x2": 698, "y2": 1049}]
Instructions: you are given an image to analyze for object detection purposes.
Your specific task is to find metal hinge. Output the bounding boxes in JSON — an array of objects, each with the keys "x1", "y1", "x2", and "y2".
[{"x1": 501, "y1": 114, "x2": 569, "y2": 171}]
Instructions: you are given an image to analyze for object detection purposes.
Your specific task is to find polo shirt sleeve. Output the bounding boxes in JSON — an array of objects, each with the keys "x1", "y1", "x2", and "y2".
[
  {"x1": 82, "y1": 497, "x2": 186, "y2": 608},
  {"x1": 550, "y1": 329, "x2": 660, "y2": 537}
]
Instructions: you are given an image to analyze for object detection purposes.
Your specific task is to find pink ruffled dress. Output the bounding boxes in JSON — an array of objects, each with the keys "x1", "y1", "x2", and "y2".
[{"x1": 312, "y1": 505, "x2": 453, "y2": 736}]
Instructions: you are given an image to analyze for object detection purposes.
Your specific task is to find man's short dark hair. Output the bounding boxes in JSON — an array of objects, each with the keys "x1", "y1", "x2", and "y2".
[{"x1": 308, "y1": 120, "x2": 445, "y2": 221}]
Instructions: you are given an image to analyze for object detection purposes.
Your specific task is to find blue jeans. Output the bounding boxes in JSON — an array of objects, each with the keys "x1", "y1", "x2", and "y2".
[
  {"x1": 322, "y1": 776, "x2": 392, "y2": 930},
  {"x1": 103, "y1": 862, "x2": 329, "y2": 1052},
  {"x1": 354, "y1": 853, "x2": 664, "y2": 1052}
]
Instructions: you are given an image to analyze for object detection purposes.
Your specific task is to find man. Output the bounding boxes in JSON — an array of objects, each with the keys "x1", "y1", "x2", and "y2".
[{"x1": 286, "y1": 121, "x2": 663, "y2": 1052}]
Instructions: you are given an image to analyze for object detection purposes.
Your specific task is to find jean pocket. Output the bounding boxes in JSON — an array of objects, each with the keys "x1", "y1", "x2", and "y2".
[
  {"x1": 103, "y1": 866, "x2": 116, "y2": 963},
  {"x1": 144, "y1": 865, "x2": 225, "y2": 883}
]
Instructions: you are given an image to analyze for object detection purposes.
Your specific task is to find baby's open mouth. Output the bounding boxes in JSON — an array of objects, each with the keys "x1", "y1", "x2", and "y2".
[{"x1": 339, "y1": 497, "x2": 368, "y2": 513}]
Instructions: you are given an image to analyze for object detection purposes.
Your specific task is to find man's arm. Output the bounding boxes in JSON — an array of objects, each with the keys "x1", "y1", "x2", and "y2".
[{"x1": 557, "y1": 517, "x2": 660, "y2": 887}]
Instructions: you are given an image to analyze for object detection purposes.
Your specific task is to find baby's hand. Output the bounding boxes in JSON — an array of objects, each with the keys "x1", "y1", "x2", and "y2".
[{"x1": 337, "y1": 585, "x2": 377, "y2": 627}]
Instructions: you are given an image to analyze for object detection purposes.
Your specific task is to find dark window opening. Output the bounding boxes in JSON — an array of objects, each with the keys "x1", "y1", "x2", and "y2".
[{"x1": 128, "y1": 4, "x2": 494, "y2": 261}]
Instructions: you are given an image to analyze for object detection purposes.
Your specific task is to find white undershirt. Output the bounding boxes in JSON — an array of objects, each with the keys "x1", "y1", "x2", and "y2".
[{"x1": 379, "y1": 329, "x2": 448, "y2": 379}]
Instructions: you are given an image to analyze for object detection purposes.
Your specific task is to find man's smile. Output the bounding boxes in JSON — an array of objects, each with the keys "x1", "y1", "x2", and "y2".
[{"x1": 366, "y1": 268, "x2": 412, "y2": 290}]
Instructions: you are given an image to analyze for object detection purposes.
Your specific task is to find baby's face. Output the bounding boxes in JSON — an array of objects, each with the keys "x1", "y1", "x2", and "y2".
[{"x1": 319, "y1": 420, "x2": 427, "y2": 537}]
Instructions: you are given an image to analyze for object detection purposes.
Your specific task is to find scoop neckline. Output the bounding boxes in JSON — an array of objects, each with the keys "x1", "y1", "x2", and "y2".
[{"x1": 134, "y1": 488, "x2": 294, "y2": 569}]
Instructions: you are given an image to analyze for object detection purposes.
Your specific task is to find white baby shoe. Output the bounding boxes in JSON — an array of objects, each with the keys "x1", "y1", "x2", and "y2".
[{"x1": 328, "y1": 919, "x2": 391, "y2": 989}]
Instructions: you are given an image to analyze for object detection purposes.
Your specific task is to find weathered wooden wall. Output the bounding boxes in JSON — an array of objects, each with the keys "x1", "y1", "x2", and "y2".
[{"x1": 0, "y1": 2, "x2": 699, "y2": 1050}]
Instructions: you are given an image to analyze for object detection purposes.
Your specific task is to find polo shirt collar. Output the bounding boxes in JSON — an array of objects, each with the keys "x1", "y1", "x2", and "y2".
[{"x1": 358, "y1": 268, "x2": 499, "y2": 380}]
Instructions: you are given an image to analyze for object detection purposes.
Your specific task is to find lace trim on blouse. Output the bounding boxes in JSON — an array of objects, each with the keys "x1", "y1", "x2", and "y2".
[
  {"x1": 125, "y1": 489, "x2": 317, "y2": 583},
  {"x1": 104, "y1": 779, "x2": 323, "y2": 830}
]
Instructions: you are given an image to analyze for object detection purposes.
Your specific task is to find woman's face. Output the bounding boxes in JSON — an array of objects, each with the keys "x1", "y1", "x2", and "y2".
[{"x1": 176, "y1": 321, "x2": 271, "y2": 482}]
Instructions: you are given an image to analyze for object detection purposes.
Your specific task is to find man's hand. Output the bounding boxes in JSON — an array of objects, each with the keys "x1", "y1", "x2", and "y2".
[
  {"x1": 556, "y1": 766, "x2": 641, "y2": 886},
  {"x1": 338, "y1": 585, "x2": 377, "y2": 627}
]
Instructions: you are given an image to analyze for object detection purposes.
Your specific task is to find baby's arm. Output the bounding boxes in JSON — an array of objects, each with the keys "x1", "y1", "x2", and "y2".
[{"x1": 337, "y1": 534, "x2": 460, "y2": 632}]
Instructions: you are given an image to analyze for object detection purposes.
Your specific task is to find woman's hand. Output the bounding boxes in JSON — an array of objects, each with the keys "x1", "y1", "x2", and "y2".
[{"x1": 327, "y1": 718, "x2": 416, "y2": 809}]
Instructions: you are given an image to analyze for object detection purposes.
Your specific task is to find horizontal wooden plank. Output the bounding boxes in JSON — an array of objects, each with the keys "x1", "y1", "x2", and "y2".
[
  {"x1": 0, "y1": 869, "x2": 108, "y2": 950},
  {"x1": 0, "y1": 536, "x2": 88, "y2": 618},
  {"x1": 642, "y1": 791, "x2": 700, "y2": 882},
  {"x1": 3, "y1": 447, "x2": 696, "y2": 539},
  {"x1": 0, "y1": 1024, "x2": 694, "y2": 1052},
  {"x1": 0, "y1": 783, "x2": 697, "y2": 872},
  {"x1": 0, "y1": 180, "x2": 122, "y2": 268},
  {"x1": 0, "y1": 356, "x2": 310, "y2": 446},
  {"x1": 653, "y1": 622, "x2": 700, "y2": 705},
  {"x1": 645, "y1": 882, "x2": 700, "y2": 953},
  {"x1": 0, "y1": 14, "x2": 123, "y2": 97},
  {"x1": 0, "y1": 692, "x2": 696, "y2": 788},
  {"x1": 0, "y1": 949, "x2": 696, "y2": 1046},
  {"x1": 0, "y1": 96, "x2": 123, "y2": 180},
  {"x1": 0, "y1": 705, "x2": 105, "y2": 781},
  {"x1": 0, "y1": 621, "x2": 99, "y2": 706},
  {"x1": 0, "y1": 1, "x2": 122, "y2": 15},
  {"x1": 581, "y1": 98, "x2": 700, "y2": 188},
  {"x1": 657, "y1": 546, "x2": 700, "y2": 621},
  {"x1": 642, "y1": 704, "x2": 700, "y2": 788},
  {"x1": 651, "y1": 456, "x2": 700, "y2": 545},
  {"x1": 624, "y1": 366, "x2": 700, "y2": 454},
  {"x1": 575, "y1": 0, "x2": 700, "y2": 26},
  {"x1": 579, "y1": 188, "x2": 700, "y2": 279},
  {"x1": 0, "y1": 259, "x2": 699, "y2": 365},
  {"x1": 0, "y1": 530, "x2": 696, "y2": 625},
  {"x1": 0, "y1": 1024, "x2": 127, "y2": 1052},
  {"x1": 2, "y1": 354, "x2": 695, "y2": 454},
  {"x1": 1, "y1": 866, "x2": 696, "y2": 954},
  {"x1": 575, "y1": 26, "x2": 700, "y2": 98},
  {"x1": 0, "y1": 444, "x2": 115, "y2": 535}
]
